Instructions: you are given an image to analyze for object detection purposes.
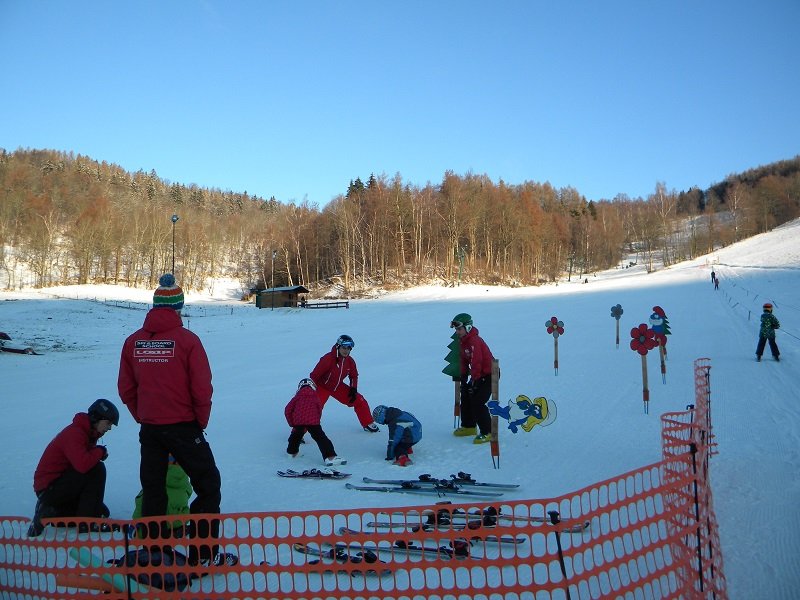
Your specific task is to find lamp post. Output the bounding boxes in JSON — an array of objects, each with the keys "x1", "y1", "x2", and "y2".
[
  {"x1": 271, "y1": 250, "x2": 277, "y2": 311},
  {"x1": 171, "y1": 214, "x2": 179, "y2": 274}
]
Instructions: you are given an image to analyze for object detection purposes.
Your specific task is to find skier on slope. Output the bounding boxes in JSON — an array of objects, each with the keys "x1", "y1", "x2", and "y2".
[
  {"x1": 310, "y1": 334, "x2": 380, "y2": 432},
  {"x1": 372, "y1": 405, "x2": 422, "y2": 467},
  {"x1": 756, "y1": 302, "x2": 781, "y2": 362},
  {"x1": 285, "y1": 378, "x2": 346, "y2": 467}
]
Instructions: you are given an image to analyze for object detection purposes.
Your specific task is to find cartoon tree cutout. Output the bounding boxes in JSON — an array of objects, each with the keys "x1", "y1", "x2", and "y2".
[
  {"x1": 442, "y1": 332, "x2": 462, "y2": 427},
  {"x1": 630, "y1": 323, "x2": 658, "y2": 414},
  {"x1": 610, "y1": 304, "x2": 624, "y2": 348},
  {"x1": 545, "y1": 317, "x2": 565, "y2": 375}
]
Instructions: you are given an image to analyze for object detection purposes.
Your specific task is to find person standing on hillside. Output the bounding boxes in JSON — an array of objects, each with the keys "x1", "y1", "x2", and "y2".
[
  {"x1": 755, "y1": 302, "x2": 781, "y2": 362},
  {"x1": 27, "y1": 399, "x2": 119, "y2": 536},
  {"x1": 118, "y1": 273, "x2": 236, "y2": 567},
  {"x1": 310, "y1": 334, "x2": 380, "y2": 432},
  {"x1": 285, "y1": 378, "x2": 346, "y2": 466},
  {"x1": 450, "y1": 313, "x2": 495, "y2": 444},
  {"x1": 711, "y1": 269, "x2": 716, "y2": 284}
]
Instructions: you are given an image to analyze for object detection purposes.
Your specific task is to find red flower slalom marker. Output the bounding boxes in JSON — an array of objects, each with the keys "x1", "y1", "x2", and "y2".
[
  {"x1": 630, "y1": 323, "x2": 658, "y2": 413},
  {"x1": 545, "y1": 317, "x2": 565, "y2": 375}
]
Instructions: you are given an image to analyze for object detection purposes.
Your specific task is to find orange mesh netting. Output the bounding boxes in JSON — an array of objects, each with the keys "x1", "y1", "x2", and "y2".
[{"x1": 0, "y1": 359, "x2": 726, "y2": 599}]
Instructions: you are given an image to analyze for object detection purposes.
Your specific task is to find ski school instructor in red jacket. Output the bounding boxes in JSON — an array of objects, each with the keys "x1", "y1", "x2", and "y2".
[
  {"x1": 118, "y1": 273, "x2": 236, "y2": 567},
  {"x1": 310, "y1": 334, "x2": 380, "y2": 432}
]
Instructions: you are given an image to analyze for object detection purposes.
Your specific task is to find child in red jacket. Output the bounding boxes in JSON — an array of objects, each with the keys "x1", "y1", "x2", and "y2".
[{"x1": 285, "y1": 379, "x2": 346, "y2": 466}]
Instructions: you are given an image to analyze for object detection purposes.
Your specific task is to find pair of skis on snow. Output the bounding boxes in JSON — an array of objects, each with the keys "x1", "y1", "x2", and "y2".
[
  {"x1": 346, "y1": 473, "x2": 519, "y2": 498},
  {"x1": 382, "y1": 504, "x2": 592, "y2": 535},
  {"x1": 291, "y1": 542, "x2": 392, "y2": 578},
  {"x1": 276, "y1": 468, "x2": 350, "y2": 479}
]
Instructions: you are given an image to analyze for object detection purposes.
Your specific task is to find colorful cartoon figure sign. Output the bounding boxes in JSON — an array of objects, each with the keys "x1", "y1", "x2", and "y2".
[
  {"x1": 649, "y1": 305, "x2": 671, "y2": 383},
  {"x1": 488, "y1": 395, "x2": 557, "y2": 433}
]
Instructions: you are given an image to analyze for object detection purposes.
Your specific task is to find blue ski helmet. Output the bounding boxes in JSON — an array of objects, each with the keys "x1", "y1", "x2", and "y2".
[{"x1": 372, "y1": 405, "x2": 387, "y2": 424}]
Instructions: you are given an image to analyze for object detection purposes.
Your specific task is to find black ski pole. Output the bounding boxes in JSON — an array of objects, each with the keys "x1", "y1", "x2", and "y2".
[{"x1": 548, "y1": 510, "x2": 572, "y2": 600}]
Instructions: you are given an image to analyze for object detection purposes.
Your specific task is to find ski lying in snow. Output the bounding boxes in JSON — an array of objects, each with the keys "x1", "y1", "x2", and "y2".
[
  {"x1": 336, "y1": 527, "x2": 469, "y2": 559},
  {"x1": 292, "y1": 543, "x2": 391, "y2": 577},
  {"x1": 449, "y1": 471, "x2": 521, "y2": 489},
  {"x1": 346, "y1": 482, "x2": 503, "y2": 498},
  {"x1": 363, "y1": 474, "x2": 518, "y2": 490},
  {"x1": 277, "y1": 468, "x2": 350, "y2": 479},
  {"x1": 364, "y1": 521, "x2": 525, "y2": 544},
  {"x1": 394, "y1": 506, "x2": 591, "y2": 533}
]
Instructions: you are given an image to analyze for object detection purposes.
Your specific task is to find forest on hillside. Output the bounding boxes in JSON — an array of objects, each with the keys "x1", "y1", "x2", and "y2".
[{"x1": 1, "y1": 148, "x2": 799, "y2": 294}]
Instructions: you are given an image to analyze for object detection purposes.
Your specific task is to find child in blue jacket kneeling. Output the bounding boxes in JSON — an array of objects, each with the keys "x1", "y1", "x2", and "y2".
[{"x1": 372, "y1": 405, "x2": 422, "y2": 467}]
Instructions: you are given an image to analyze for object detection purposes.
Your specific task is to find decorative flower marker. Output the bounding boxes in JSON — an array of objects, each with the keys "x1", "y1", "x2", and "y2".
[
  {"x1": 630, "y1": 323, "x2": 658, "y2": 413},
  {"x1": 610, "y1": 304, "x2": 624, "y2": 348},
  {"x1": 545, "y1": 317, "x2": 565, "y2": 375},
  {"x1": 649, "y1": 306, "x2": 671, "y2": 384}
]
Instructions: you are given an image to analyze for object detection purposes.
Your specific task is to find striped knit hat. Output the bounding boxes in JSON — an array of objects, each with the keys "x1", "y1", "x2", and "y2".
[{"x1": 153, "y1": 273, "x2": 184, "y2": 310}]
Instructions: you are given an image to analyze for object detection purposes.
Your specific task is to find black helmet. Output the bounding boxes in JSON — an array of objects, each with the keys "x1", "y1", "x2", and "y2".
[
  {"x1": 88, "y1": 399, "x2": 120, "y2": 426},
  {"x1": 336, "y1": 334, "x2": 355, "y2": 349}
]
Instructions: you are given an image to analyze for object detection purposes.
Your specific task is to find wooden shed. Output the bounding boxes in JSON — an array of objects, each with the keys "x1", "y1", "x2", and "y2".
[{"x1": 254, "y1": 285, "x2": 309, "y2": 309}]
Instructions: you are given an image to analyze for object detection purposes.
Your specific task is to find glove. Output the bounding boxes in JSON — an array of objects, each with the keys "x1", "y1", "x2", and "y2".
[
  {"x1": 348, "y1": 387, "x2": 358, "y2": 405},
  {"x1": 99, "y1": 446, "x2": 108, "y2": 461},
  {"x1": 385, "y1": 441, "x2": 394, "y2": 461}
]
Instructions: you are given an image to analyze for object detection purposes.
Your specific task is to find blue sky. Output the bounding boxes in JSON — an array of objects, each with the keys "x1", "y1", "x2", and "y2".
[{"x1": 1, "y1": 1, "x2": 798, "y2": 205}]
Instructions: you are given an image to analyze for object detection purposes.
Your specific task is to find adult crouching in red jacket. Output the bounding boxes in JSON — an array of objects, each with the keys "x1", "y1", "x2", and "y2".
[
  {"x1": 310, "y1": 334, "x2": 380, "y2": 432},
  {"x1": 28, "y1": 399, "x2": 119, "y2": 536}
]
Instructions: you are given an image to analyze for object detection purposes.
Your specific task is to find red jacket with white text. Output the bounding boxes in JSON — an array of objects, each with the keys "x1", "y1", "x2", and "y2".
[{"x1": 118, "y1": 307, "x2": 213, "y2": 428}]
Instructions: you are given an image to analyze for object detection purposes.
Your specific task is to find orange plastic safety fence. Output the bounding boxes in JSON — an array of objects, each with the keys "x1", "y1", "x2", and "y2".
[{"x1": 0, "y1": 359, "x2": 727, "y2": 599}]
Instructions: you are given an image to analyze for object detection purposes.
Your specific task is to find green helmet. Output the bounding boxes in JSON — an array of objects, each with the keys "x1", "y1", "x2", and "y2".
[{"x1": 450, "y1": 313, "x2": 473, "y2": 330}]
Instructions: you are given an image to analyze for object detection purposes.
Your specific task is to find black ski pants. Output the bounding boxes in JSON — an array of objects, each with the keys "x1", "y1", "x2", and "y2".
[
  {"x1": 288, "y1": 425, "x2": 336, "y2": 459},
  {"x1": 460, "y1": 375, "x2": 492, "y2": 435},
  {"x1": 756, "y1": 336, "x2": 780, "y2": 358},
  {"x1": 139, "y1": 422, "x2": 221, "y2": 561},
  {"x1": 37, "y1": 463, "x2": 107, "y2": 519}
]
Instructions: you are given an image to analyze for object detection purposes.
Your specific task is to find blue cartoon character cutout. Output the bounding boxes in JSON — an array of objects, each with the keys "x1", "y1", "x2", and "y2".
[{"x1": 488, "y1": 395, "x2": 557, "y2": 433}]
